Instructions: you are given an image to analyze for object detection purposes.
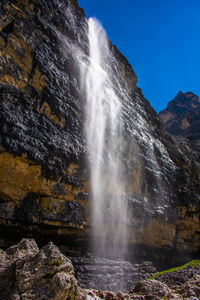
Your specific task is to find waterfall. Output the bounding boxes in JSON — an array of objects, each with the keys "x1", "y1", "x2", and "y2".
[{"x1": 83, "y1": 18, "x2": 127, "y2": 259}]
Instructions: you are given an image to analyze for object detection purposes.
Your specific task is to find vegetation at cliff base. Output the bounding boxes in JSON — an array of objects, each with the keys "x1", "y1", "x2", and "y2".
[{"x1": 149, "y1": 259, "x2": 200, "y2": 280}]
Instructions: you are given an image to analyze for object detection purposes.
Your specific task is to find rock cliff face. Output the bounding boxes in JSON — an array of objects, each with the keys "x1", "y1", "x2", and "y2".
[
  {"x1": 0, "y1": 0, "x2": 200, "y2": 267},
  {"x1": 0, "y1": 0, "x2": 90, "y2": 247},
  {"x1": 159, "y1": 91, "x2": 200, "y2": 141}
]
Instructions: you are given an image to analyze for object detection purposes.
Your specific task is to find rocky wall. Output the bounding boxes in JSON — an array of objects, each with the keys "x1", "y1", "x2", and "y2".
[{"x1": 0, "y1": 0, "x2": 200, "y2": 265}]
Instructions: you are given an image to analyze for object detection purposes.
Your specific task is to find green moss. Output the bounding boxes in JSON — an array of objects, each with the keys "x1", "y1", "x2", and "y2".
[
  {"x1": 53, "y1": 260, "x2": 62, "y2": 266},
  {"x1": 149, "y1": 259, "x2": 200, "y2": 280}
]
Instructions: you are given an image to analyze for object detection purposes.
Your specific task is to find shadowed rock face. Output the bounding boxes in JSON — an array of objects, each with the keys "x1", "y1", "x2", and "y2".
[
  {"x1": 0, "y1": 0, "x2": 200, "y2": 266},
  {"x1": 159, "y1": 91, "x2": 200, "y2": 141}
]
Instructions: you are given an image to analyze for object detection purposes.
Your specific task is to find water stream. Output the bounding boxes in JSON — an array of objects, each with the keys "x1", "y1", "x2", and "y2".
[{"x1": 83, "y1": 18, "x2": 127, "y2": 259}]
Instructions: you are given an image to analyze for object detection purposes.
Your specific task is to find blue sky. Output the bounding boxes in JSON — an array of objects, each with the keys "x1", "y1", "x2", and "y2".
[{"x1": 78, "y1": 0, "x2": 200, "y2": 112}]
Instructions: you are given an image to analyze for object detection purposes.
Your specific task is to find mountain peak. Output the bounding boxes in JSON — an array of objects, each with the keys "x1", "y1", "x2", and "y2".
[{"x1": 159, "y1": 91, "x2": 200, "y2": 141}]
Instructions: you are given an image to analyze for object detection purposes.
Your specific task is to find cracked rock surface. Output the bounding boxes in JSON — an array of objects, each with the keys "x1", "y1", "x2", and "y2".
[{"x1": 0, "y1": 239, "x2": 85, "y2": 300}]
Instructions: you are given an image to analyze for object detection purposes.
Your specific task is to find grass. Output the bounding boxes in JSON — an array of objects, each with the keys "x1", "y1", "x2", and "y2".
[{"x1": 149, "y1": 259, "x2": 200, "y2": 280}]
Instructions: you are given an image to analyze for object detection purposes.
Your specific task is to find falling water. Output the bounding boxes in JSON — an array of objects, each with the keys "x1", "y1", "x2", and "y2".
[{"x1": 83, "y1": 18, "x2": 127, "y2": 259}]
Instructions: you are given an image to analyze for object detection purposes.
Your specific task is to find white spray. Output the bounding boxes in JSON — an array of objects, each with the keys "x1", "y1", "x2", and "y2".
[{"x1": 83, "y1": 18, "x2": 127, "y2": 258}]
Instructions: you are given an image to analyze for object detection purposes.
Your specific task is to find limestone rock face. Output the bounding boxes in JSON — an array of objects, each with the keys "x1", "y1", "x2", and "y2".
[
  {"x1": 0, "y1": 0, "x2": 200, "y2": 266},
  {"x1": 0, "y1": 0, "x2": 90, "y2": 245},
  {"x1": 159, "y1": 91, "x2": 200, "y2": 141}
]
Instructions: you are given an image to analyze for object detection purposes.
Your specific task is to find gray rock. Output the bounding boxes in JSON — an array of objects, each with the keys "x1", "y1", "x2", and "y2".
[
  {"x1": 0, "y1": 238, "x2": 86, "y2": 299},
  {"x1": 131, "y1": 279, "x2": 172, "y2": 297}
]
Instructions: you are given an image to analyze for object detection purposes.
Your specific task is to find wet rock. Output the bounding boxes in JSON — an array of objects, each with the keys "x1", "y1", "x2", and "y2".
[
  {"x1": 68, "y1": 254, "x2": 157, "y2": 292},
  {"x1": 52, "y1": 183, "x2": 67, "y2": 195},
  {"x1": 140, "y1": 261, "x2": 157, "y2": 273}
]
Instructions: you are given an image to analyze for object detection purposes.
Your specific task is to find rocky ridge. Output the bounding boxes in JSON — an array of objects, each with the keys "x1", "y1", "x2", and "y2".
[
  {"x1": 159, "y1": 91, "x2": 200, "y2": 141},
  {"x1": 0, "y1": 0, "x2": 200, "y2": 268}
]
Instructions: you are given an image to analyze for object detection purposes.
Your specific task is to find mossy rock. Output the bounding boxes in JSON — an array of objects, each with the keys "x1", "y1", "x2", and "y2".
[
  {"x1": 53, "y1": 260, "x2": 63, "y2": 266},
  {"x1": 149, "y1": 259, "x2": 200, "y2": 280}
]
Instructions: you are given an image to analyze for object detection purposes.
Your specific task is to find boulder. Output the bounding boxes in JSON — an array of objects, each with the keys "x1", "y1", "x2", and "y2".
[
  {"x1": 130, "y1": 279, "x2": 172, "y2": 297},
  {"x1": 174, "y1": 275, "x2": 200, "y2": 299},
  {"x1": 0, "y1": 238, "x2": 86, "y2": 299}
]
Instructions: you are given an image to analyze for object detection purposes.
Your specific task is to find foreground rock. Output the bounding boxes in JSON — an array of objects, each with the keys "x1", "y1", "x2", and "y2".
[
  {"x1": 129, "y1": 275, "x2": 200, "y2": 299},
  {"x1": 0, "y1": 238, "x2": 152, "y2": 299},
  {"x1": 0, "y1": 238, "x2": 86, "y2": 299},
  {"x1": 1, "y1": 239, "x2": 200, "y2": 299},
  {"x1": 174, "y1": 275, "x2": 200, "y2": 299},
  {"x1": 153, "y1": 264, "x2": 200, "y2": 288},
  {"x1": 130, "y1": 279, "x2": 172, "y2": 298}
]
